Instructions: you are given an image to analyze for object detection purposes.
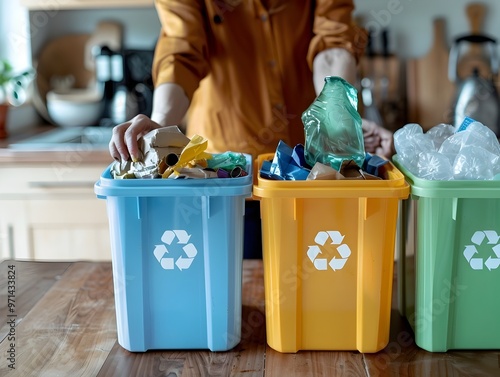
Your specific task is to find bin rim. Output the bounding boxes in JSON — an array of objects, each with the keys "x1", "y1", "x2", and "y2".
[
  {"x1": 94, "y1": 153, "x2": 253, "y2": 198},
  {"x1": 393, "y1": 155, "x2": 500, "y2": 199},
  {"x1": 252, "y1": 153, "x2": 410, "y2": 199}
]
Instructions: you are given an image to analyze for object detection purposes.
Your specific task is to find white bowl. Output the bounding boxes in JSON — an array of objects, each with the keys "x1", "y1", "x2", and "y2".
[{"x1": 47, "y1": 88, "x2": 104, "y2": 127}]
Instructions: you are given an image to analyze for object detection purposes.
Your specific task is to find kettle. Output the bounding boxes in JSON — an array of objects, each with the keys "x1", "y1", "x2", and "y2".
[{"x1": 448, "y1": 34, "x2": 500, "y2": 135}]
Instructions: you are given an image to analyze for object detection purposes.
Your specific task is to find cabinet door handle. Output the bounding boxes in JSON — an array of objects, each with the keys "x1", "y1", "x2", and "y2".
[{"x1": 28, "y1": 181, "x2": 95, "y2": 188}]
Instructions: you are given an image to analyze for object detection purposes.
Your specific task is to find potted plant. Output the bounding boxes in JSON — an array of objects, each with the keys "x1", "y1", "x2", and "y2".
[{"x1": 0, "y1": 59, "x2": 35, "y2": 138}]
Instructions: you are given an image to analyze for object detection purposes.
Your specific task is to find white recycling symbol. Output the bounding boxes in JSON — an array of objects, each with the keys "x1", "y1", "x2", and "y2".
[
  {"x1": 153, "y1": 229, "x2": 198, "y2": 271},
  {"x1": 463, "y1": 230, "x2": 500, "y2": 271},
  {"x1": 307, "y1": 230, "x2": 351, "y2": 271}
]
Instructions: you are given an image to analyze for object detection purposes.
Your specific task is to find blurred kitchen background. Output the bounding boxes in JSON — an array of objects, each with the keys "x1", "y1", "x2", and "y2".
[{"x1": 2, "y1": 0, "x2": 500, "y2": 135}]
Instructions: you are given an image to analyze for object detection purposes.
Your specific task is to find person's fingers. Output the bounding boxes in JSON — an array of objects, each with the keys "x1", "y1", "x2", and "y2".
[
  {"x1": 362, "y1": 118, "x2": 395, "y2": 158},
  {"x1": 376, "y1": 135, "x2": 394, "y2": 158},
  {"x1": 109, "y1": 115, "x2": 160, "y2": 162},
  {"x1": 376, "y1": 144, "x2": 391, "y2": 159},
  {"x1": 109, "y1": 121, "x2": 132, "y2": 161},
  {"x1": 124, "y1": 115, "x2": 154, "y2": 161},
  {"x1": 364, "y1": 134, "x2": 381, "y2": 144},
  {"x1": 378, "y1": 128, "x2": 395, "y2": 158},
  {"x1": 109, "y1": 141, "x2": 121, "y2": 162},
  {"x1": 364, "y1": 134, "x2": 381, "y2": 153},
  {"x1": 361, "y1": 118, "x2": 377, "y2": 135}
]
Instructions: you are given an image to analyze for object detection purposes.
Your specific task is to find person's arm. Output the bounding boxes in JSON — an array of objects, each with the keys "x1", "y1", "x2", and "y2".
[
  {"x1": 307, "y1": 0, "x2": 366, "y2": 70},
  {"x1": 308, "y1": 1, "x2": 395, "y2": 159},
  {"x1": 312, "y1": 47, "x2": 357, "y2": 94},
  {"x1": 312, "y1": 47, "x2": 395, "y2": 158},
  {"x1": 109, "y1": 0, "x2": 208, "y2": 162}
]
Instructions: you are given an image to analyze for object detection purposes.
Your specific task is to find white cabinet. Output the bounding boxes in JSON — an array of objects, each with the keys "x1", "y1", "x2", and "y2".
[
  {"x1": 0, "y1": 161, "x2": 112, "y2": 261},
  {"x1": 20, "y1": 0, "x2": 153, "y2": 10}
]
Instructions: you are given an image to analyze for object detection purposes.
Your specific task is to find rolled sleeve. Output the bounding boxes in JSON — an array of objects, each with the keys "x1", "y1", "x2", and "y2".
[
  {"x1": 153, "y1": 0, "x2": 210, "y2": 101},
  {"x1": 306, "y1": 0, "x2": 367, "y2": 69}
]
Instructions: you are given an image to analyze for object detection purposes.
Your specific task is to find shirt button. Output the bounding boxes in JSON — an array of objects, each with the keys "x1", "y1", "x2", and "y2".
[{"x1": 260, "y1": 14, "x2": 268, "y2": 22}]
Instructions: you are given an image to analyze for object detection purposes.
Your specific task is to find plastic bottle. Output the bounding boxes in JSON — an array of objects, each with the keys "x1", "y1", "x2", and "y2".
[{"x1": 301, "y1": 76, "x2": 365, "y2": 171}]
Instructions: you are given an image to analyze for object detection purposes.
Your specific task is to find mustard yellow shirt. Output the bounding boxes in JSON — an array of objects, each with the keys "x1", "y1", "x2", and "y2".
[{"x1": 153, "y1": 0, "x2": 366, "y2": 159}]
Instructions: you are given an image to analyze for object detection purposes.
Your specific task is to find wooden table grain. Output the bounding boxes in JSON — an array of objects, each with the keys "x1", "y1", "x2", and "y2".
[{"x1": 0, "y1": 260, "x2": 498, "y2": 377}]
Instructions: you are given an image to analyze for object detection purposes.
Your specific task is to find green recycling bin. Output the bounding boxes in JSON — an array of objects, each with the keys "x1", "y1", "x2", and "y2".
[{"x1": 394, "y1": 155, "x2": 500, "y2": 352}]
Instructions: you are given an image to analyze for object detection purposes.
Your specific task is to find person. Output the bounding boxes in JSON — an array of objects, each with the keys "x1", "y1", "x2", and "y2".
[
  {"x1": 109, "y1": 0, "x2": 393, "y2": 163},
  {"x1": 108, "y1": 0, "x2": 394, "y2": 257}
]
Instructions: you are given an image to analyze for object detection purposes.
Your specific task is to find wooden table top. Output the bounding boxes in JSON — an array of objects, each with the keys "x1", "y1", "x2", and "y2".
[{"x1": 0, "y1": 259, "x2": 498, "y2": 377}]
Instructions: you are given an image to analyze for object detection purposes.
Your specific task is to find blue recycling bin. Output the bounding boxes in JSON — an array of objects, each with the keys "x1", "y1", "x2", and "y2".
[{"x1": 94, "y1": 155, "x2": 253, "y2": 351}]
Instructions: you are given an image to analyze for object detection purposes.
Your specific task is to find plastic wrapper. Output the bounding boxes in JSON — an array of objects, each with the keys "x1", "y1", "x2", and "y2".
[
  {"x1": 111, "y1": 126, "x2": 251, "y2": 179},
  {"x1": 259, "y1": 140, "x2": 310, "y2": 180},
  {"x1": 161, "y1": 134, "x2": 212, "y2": 178},
  {"x1": 301, "y1": 76, "x2": 365, "y2": 171},
  {"x1": 426, "y1": 123, "x2": 455, "y2": 150},
  {"x1": 260, "y1": 141, "x2": 387, "y2": 181},
  {"x1": 306, "y1": 162, "x2": 344, "y2": 180},
  {"x1": 362, "y1": 154, "x2": 389, "y2": 177},
  {"x1": 395, "y1": 118, "x2": 500, "y2": 180},
  {"x1": 455, "y1": 115, "x2": 475, "y2": 132},
  {"x1": 167, "y1": 167, "x2": 219, "y2": 179},
  {"x1": 417, "y1": 151, "x2": 454, "y2": 181},
  {"x1": 213, "y1": 166, "x2": 247, "y2": 178},
  {"x1": 207, "y1": 151, "x2": 247, "y2": 171},
  {"x1": 338, "y1": 160, "x2": 381, "y2": 180},
  {"x1": 452, "y1": 145, "x2": 498, "y2": 180}
]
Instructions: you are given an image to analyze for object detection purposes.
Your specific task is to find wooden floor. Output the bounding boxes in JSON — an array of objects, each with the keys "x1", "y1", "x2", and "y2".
[{"x1": 0, "y1": 259, "x2": 499, "y2": 377}]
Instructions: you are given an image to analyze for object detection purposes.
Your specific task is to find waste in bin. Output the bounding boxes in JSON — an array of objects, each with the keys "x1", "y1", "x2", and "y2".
[{"x1": 94, "y1": 154, "x2": 253, "y2": 352}]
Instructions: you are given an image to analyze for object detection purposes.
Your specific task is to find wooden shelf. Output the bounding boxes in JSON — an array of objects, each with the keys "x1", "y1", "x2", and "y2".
[{"x1": 20, "y1": 0, "x2": 153, "y2": 10}]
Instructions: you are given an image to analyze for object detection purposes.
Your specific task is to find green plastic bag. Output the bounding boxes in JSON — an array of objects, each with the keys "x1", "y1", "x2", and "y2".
[{"x1": 301, "y1": 76, "x2": 365, "y2": 171}]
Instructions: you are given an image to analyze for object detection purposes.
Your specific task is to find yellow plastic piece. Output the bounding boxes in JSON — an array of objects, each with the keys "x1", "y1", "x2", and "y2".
[{"x1": 162, "y1": 134, "x2": 212, "y2": 178}]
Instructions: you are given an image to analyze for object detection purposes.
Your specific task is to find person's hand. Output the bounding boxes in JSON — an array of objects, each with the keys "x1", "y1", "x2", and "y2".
[
  {"x1": 109, "y1": 114, "x2": 162, "y2": 162},
  {"x1": 362, "y1": 118, "x2": 395, "y2": 159},
  {"x1": 108, "y1": 83, "x2": 190, "y2": 162}
]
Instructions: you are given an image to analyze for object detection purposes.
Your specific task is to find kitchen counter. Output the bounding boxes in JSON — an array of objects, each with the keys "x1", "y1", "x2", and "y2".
[
  {"x1": 0, "y1": 259, "x2": 498, "y2": 377},
  {"x1": 0, "y1": 125, "x2": 113, "y2": 164},
  {"x1": 0, "y1": 125, "x2": 114, "y2": 261}
]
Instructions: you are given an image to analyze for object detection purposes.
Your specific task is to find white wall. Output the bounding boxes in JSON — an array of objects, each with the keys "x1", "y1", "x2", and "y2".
[
  {"x1": 0, "y1": 2, "x2": 160, "y2": 66},
  {"x1": 3, "y1": 1, "x2": 500, "y2": 66},
  {"x1": 28, "y1": 7, "x2": 161, "y2": 58},
  {"x1": 0, "y1": 1, "x2": 32, "y2": 72}
]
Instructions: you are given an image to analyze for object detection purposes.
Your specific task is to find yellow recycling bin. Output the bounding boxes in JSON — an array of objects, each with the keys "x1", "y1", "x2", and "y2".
[{"x1": 253, "y1": 154, "x2": 409, "y2": 353}]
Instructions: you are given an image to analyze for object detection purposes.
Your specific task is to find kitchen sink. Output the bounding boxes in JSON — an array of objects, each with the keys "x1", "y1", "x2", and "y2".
[{"x1": 9, "y1": 126, "x2": 114, "y2": 150}]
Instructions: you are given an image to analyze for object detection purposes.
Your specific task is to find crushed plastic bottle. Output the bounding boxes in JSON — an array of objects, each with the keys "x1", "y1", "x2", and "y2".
[
  {"x1": 417, "y1": 151, "x2": 454, "y2": 180},
  {"x1": 394, "y1": 123, "x2": 435, "y2": 176},
  {"x1": 453, "y1": 145, "x2": 498, "y2": 180},
  {"x1": 301, "y1": 76, "x2": 365, "y2": 171},
  {"x1": 395, "y1": 119, "x2": 500, "y2": 180},
  {"x1": 426, "y1": 123, "x2": 455, "y2": 150}
]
